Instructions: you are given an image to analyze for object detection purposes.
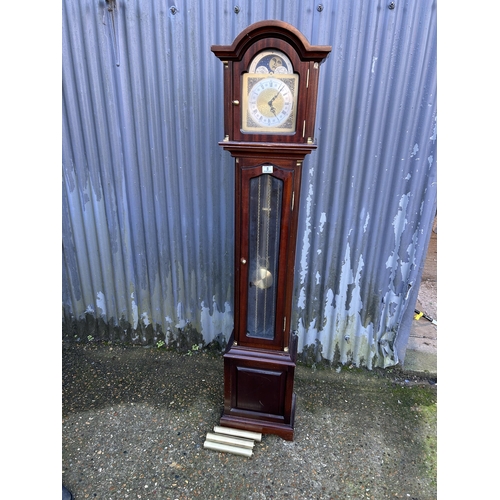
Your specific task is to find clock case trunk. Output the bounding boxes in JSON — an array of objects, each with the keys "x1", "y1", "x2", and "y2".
[{"x1": 219, "y1": 146, "x2": 314, "y2": 441}]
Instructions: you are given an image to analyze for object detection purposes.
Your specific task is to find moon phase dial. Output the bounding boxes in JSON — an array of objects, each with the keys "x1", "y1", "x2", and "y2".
[{"x1": 248, "y1": 50, "x2": 294, "y2": 75}]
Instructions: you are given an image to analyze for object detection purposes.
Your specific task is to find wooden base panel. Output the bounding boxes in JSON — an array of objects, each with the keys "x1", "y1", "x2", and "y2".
[{"x1": 220, "y1": 394, "x2": 296, "y2": 441}]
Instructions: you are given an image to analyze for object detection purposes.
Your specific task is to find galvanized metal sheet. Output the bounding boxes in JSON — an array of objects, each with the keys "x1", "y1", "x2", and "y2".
[{"x1": 62, "y1": 0, "x2": 437, "y2": 368}]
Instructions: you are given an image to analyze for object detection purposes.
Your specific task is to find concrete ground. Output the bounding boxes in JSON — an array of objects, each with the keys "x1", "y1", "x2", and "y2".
[{"x1": 62, "y1": 344, "x2": 436, "y2": 500}]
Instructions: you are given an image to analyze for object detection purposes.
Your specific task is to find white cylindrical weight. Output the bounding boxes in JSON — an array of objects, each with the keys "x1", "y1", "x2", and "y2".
[
  {"x1": 203, "y1": 440, "x2": 253, "y2": 457},
  {"x1": 213, "y1": 426, "x2": 262, "y2": 442},
  {"x1": 206, "y1": 432, "x2": 254, "y2": 449}
]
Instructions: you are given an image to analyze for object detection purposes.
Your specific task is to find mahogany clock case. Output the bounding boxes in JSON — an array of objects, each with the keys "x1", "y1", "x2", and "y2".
[{"x1": 212, "y1": 21, "x2": 331, "y2": 441}]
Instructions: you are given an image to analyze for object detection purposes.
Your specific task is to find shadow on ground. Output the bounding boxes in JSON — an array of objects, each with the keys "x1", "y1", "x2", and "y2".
[{"x1": 63, "y1": 343, "x2": 436, "y2": 500}]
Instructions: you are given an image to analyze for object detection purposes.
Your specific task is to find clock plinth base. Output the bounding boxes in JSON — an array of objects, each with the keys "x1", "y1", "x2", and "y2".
[
  {"x1": 221, "y1": 339, "x2": 297, "y2": 441},
  {"x1": 220, "y1": 393, "x2": 296, "y2": 441}
]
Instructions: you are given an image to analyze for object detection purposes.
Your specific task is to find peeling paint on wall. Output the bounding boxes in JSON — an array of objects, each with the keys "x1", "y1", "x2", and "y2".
[
  {"x1": 96, "y1": 291, "x2": 106, "y2": 317},
  {"x1": 130, "y1": 293, "x2": 138, "y2": 330},
  {"x1": 318, "y1": 212, "x2": 327, "y2": 233},
  {"x1": 299, "y1": 170, "x2": 315, "y2": 287},
  {"x1": 200, "y1": 299, "x2": 233, "y2": 346},
  {"x1": 298, "y1": 244, "x2": 382, "y2": 369},
  {"x1": 363, "y1": 213, "x2": 370, "y2": 233}
]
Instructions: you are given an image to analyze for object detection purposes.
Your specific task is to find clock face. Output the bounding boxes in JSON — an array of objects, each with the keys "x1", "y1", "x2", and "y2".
[{"x1": 241, "y1": 74, "x2": 299, "y2": 134}]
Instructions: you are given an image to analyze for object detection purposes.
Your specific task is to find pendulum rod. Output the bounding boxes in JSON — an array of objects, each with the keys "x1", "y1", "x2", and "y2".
[
  {"x1": 254, "y1": 177, "x2": 261, "y2": 335},
  {"x1": 262, "y1": 175, "x2": 271, "y2": 333}
]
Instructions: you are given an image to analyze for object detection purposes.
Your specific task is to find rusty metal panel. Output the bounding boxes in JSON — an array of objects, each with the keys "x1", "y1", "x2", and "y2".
[{"x1": 62, "y1": 0, "x2": 436, "y2": 368}]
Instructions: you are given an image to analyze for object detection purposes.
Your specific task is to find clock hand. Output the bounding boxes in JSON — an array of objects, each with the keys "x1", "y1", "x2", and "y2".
[
  {"x1": 267, "y1": 85, "x2": 284, "y2": 117},
  {"x1": 268, "y1": 85, "x2": 285, "y2": 108}
]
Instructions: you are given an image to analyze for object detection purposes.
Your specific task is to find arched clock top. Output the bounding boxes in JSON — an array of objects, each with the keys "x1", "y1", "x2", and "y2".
[{"x1": 211, "y1": 20, "x2": 331, "y2": 63}]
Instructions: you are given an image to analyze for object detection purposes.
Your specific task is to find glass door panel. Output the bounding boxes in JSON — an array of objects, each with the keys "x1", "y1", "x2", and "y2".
[{"x1": 246, "y1": 174, "x2": 283, "y2": 339}]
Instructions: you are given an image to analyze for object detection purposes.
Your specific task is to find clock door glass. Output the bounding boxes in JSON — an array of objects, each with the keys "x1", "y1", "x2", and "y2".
[{"x1": 246, "y1": 174, "x2": 283, "y2": 339}]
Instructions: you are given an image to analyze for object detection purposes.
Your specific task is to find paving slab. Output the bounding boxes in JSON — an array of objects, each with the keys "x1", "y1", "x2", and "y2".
[{"x1": 402, "y1": 349, "x2": 437, "y2": 378}]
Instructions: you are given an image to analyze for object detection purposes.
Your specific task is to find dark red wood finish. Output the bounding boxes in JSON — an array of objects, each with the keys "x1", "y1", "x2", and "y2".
[
  {"x1": 211, "y1": 20, "x2": 331, "y2": 145},
  {"x1": 220, "y1": 340, "x2": 297, "y2": 441},
  {"x1": 212, "y1": 22, "x2": 331, "y2": 441},
  {"x1": 232, "y1": 154, "x2": 302, "y2": 352}
]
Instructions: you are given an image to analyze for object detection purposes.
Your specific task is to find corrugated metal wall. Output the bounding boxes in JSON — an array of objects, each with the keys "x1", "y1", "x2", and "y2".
[{"x1": 62, "y1": 0, "x2": 437, "y2": 368}]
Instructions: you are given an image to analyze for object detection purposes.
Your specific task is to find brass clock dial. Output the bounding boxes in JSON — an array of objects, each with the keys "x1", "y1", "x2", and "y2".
[{"x1": 241, "y1": 74, "x2": 299, "y2": 134}]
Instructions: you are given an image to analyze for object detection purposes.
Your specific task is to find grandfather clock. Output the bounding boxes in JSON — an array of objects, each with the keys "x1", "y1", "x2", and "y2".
[{"x1": 211, "y1": 21, "x2": 331, "y2": 441}]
